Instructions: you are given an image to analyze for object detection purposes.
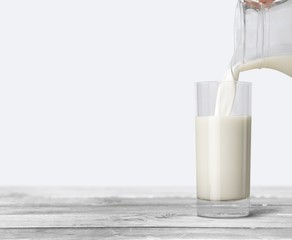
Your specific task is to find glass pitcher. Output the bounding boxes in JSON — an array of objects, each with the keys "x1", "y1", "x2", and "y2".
[{"x1": 231, "y1": 0, "x2": 292, "y2": 79}]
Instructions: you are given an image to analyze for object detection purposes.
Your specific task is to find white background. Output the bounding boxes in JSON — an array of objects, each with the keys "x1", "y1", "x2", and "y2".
[{"x1": 0, "y1": 0, "x2": 291, "y2": 186}]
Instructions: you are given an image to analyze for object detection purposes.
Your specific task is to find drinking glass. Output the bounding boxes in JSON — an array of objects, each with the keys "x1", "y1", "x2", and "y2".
[{"x1": 195, "y1": 81, "x2": 252, "y2": 218}]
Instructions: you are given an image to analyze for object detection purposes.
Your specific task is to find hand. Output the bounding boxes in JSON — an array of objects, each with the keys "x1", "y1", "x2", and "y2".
[{"x1": 245, "y1": 0, "x2": 274, "y2": 8}]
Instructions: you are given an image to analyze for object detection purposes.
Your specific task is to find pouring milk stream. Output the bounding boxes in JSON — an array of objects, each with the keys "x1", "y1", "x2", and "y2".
[{"x1": 215, "y1": 56, "x2": 292, "y2": 116}]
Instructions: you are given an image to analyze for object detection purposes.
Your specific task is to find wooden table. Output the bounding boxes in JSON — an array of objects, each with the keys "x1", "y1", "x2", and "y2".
[{"x1": 0, "y1": 187, "x2": 291, "y2": 239}]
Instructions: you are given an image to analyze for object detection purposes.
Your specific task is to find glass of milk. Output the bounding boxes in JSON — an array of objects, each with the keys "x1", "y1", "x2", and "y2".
[{"x1": 195, "y1": 81, "x2": 252, "y2": 218}]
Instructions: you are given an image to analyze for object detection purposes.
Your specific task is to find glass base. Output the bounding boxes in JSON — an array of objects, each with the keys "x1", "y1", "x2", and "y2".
[{"x1": 197, "y1": 198, "x2": 250, "y2": 218}]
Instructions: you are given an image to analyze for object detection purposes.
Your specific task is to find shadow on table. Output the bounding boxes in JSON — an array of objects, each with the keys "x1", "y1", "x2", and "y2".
[{"x1": 249, "y1": 205, "x2": 280, "y2": 217}]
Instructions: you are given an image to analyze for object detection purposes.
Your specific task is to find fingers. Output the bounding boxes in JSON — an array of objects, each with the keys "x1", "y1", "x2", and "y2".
[
  {"x1": 245, "y1": 0, "x2": 274, "y2": 8},
  {"x1": 259, "y1": 0, "x2": 274, "y2": 4}
]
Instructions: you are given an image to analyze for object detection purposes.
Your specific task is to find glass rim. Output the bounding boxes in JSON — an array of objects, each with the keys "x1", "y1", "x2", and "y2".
[{"x1": 195, "y1": 81, "x2": 252, "y2": 86}]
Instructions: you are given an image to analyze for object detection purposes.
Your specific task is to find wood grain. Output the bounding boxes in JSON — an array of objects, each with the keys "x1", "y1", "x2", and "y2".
[
  {"x1": 0, "y1": 228, "x2": 292, "y2": 240},
  {"x1": 0, "y1": 187, "x2": 291, "y2": 239}
]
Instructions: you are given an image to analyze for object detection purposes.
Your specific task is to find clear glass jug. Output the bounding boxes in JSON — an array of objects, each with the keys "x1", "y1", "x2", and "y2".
[{"x1": 231, "y1": 0, "x2": 292, "y2": 79}]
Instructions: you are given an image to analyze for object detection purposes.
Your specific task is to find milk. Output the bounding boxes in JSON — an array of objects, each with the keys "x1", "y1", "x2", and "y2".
[
  {"x1": 240, "y1": 55, "x2": 292, "y2": 77},
  {"x1": 215, "y1": 55, "x2": 292, "y2": 116},
  {"x1": 196, "y1": 55, "x2": 291, "y2": 201},
  {"x1": 196, "y1": 116, "x2": 251, "y2": 201}
]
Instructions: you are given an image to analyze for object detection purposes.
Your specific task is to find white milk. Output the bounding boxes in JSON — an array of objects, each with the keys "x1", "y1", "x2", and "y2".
[
  {"x1": 197, "y1": 55, "x2": 291, "y2": 201},
  {"x1": 196, "y1": 116, "x2": 251, "y2": 201},
  {"x1": 215, "y1": 55, "x2": 292, "y2": 116}
]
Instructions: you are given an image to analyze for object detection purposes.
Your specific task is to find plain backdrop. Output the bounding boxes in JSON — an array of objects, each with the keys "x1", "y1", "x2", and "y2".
[{"x1": 0, "y1": 0, "x2": 291, "y2": 186}]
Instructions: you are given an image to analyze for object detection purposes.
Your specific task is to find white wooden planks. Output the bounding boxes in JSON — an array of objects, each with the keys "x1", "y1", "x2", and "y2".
[{"x1": 0, "y1": 187, "x2": 291, "y2": 239}]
